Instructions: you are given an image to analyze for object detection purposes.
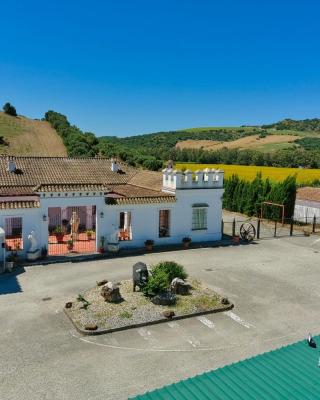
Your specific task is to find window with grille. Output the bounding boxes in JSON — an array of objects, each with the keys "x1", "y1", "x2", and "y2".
[
  {"x1": 192, "y1": 208, "x2": 207, "y2": 230},
  {"x1": 119, "y1": 211, "x2": 132, "y2": 241},
  {"x1": 159, "y1": 210, "x2": 170, "y2": 237},
  {"x1": 5, "y1": 217, "x2": 23, "y2": 250}
]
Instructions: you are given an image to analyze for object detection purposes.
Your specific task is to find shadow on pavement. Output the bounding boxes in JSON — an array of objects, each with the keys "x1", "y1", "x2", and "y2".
[{"x1": 0, "y1": 267, "x2": 25, "y2": 295}]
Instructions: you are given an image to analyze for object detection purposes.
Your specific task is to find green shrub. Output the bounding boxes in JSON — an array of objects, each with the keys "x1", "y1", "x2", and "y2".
[
  {"x1": 152, "y1": 261, "x2": 188, "y2": 282},
  {"x1": 142, "y1": 261, "x2": 188, "y2": 297},
  {"x1": 142, "y1": 269, "x2": 169, "y2": 297}
]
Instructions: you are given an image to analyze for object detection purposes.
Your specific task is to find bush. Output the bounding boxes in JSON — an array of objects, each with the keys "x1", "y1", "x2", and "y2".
[
  {"x1": 152, "y1": 261, "x2": 188, "y2": 282},
  {"x1": 142, "y1": 261, "x2": 188, "y2": 297},
  {"x1": 3, "y1": 102, "x2": 17, "y2": 116},
  {"x1": 142, "y1": 268, "x2": 169, "y2": 296}
]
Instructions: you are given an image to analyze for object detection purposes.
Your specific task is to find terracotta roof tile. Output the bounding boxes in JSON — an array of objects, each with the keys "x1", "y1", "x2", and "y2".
[
  {"x1": 0, "y1": 200, "x2": 40, "y2": 209},
  {"x1": 34, "y1": 183, "x2": 108, "y2": 193},
  {"x1": 0, "y1": 157, "x2": 167, "y2": 200},
  {"x1": 111, "y1": 196, "x2": 176, "y2": 205},
  {"x1": 296, "y1": 187, "x2": 320, "y2": 203}
]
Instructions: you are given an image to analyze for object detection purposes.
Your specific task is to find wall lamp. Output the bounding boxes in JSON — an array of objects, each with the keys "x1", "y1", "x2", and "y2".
[
  {"x1": 100, "y1": 212, "x2": 104, "y2": 219},
  {"x1": 43, "y1": 214, "x2": 47, "y2": 222}
]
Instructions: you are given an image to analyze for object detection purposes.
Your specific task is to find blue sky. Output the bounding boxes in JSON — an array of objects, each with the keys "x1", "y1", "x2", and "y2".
[{"x1": 1, "y1": 0, "x2": 320, "y2": 136}]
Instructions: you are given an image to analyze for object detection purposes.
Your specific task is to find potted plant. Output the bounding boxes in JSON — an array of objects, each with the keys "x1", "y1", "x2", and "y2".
[
  {"x1": 86, "y1": 230, "x2": 94, "y2": 240},
  {"x1": 182, "y1": 237, "x2": 192, "y2": 249},
  {"x1": 99, "y1": 236, "x2": 105, "y2": 254},
  {"x1": 67, "y1": 239, "x2": 74, "y2": 251},
  {"x1": 54, "y1": 225, "x2": 64, "y2": 243},
  {"x1": 145, "y1": 239, "x2": 154, "y2": 252}
]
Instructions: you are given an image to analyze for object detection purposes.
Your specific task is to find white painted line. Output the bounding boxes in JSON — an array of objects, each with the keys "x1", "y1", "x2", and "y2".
[
  {"x1": 137, "y1": 327, "x2": 152, "y2": 339},
  {"x1": 196, "y1": 316, "x2": 215, "y2": 329},
  {"x1": 187, "y1": 339, "x2": 197, "y2": 348},
  {"x1": 167, "y1": 321, "x2": 180, "y2": 329},
  {"x1": 224, "y1": 311, "x2": 254, "y2": 329}
]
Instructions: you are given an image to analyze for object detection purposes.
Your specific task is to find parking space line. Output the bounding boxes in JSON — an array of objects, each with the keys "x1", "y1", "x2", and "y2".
[
  {"x1": 167, "y1": 321, "x2": 180, "y2": 329},
  {"x1": 224, "y1": 311, "x2": 254, "y2": 329},
  {"x1": 137, "y1": 327, "x2": 152, "y2": 339},
  {"x1": 196, "y1": 316, "x2": 215, "y2": 329}
]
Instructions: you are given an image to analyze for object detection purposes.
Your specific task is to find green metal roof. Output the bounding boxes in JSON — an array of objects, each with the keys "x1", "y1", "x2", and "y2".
[{"x1": 130, "y1": 335, "x2": 320, "y2": 399}]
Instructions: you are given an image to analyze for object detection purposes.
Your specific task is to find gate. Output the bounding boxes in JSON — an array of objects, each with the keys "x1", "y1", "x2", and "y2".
[{"x1": 48, "y1": 206, "x2": 97, "y2": 256}]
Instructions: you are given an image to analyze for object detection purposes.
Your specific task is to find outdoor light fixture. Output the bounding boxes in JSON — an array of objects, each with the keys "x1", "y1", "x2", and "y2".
[
  {"x1": 43, "y1": 214, "x2": 47, "y2": 222},
  {"x1": 100, "y1": 212, "x2": 104, "y2": 218}
]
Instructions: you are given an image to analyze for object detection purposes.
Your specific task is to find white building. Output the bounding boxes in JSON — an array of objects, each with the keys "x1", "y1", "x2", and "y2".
[
  {"x1": 0, "y1": 156, "x2": 223, "y2": 260},
  {"x1": 294, "y1": 187, "x2": 320, "y2": 222}
]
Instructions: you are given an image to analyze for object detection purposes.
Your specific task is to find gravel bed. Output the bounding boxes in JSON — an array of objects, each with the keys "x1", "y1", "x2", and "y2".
[{"x1": 66, "y1": 278, "x2": 227, "y2": 331}]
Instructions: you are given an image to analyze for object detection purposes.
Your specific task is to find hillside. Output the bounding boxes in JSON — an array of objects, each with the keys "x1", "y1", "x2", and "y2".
[{"x1": 0, "y1": 112, "x2": 67, "y2": 156}]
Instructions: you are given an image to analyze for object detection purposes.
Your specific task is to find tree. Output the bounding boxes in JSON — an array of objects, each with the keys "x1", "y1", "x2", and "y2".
[{"x1": 3, "y1": 102, "x2": 17, "y2": 116}]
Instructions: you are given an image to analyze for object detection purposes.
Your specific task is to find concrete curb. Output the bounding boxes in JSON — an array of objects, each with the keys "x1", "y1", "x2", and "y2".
[
  {"x1": 21, "y1": 239, "x2": 240, "y2": 268},
  {"x1": 64, "y1": 303, "x2": 234, "y2": 336}
]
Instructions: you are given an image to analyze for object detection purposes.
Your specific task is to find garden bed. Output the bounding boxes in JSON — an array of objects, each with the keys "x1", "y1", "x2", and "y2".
[{"x1": 64, "y1": 278, "x2": 233, "y2": 335}]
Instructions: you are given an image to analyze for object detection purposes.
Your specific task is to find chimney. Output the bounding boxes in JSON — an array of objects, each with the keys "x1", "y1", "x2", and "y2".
[
  {"x1": 6, "y1": 157, "x2": 16, "y2": 173},
  {"x1": 111, "y1": 158, "x2": 119, "y2": 173}
]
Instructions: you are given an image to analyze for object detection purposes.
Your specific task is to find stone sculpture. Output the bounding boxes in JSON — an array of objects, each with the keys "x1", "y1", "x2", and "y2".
[
  {"x1": 132, "y1": 262, "x2": 149, "y2": 291},
  {"x1": 170, "y1": 278, "x2": 192, "y2": 295},
  {"x1": 101, "y1": 281, "x2": 123, "y2": 303},
  {"x1": 70, "y1": 211, "x2": 80, "y2": 241}
]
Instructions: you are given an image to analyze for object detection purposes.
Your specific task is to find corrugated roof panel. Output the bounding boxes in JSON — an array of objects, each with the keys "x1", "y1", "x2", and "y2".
[{"x1": 130, "y1": 335, "x2": 320, "y2": 400}]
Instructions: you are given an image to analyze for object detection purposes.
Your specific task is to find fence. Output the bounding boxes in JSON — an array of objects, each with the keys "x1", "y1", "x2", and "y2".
[{"x1": 222, "y1": 215, "x2": 320, "y2": 240}]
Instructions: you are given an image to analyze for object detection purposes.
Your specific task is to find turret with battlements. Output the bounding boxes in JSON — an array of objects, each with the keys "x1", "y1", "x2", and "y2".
[{"x1": 162, "y1": 168, "x2": 224, "y2": 193}]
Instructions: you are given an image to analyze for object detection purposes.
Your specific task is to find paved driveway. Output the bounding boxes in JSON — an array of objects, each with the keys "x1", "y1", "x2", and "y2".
[{"x1": 1, "y1": 235, "x2": 320, "y2": 399}]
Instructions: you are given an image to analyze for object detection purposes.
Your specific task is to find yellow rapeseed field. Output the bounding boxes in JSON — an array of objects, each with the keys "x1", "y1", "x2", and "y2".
[{"x1": 175, "y1": 163, "x2": 320, "y2": 183}]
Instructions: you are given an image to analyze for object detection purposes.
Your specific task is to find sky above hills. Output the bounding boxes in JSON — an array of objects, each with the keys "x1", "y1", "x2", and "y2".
[{"x1": 1, "y1": 0, "x2": 320, "y2": 137}]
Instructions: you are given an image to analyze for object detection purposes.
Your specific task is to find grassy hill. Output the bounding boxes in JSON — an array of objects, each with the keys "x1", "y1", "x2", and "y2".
[{"x1": 0, "y1": 112, "x2": 67, "y2": 156}]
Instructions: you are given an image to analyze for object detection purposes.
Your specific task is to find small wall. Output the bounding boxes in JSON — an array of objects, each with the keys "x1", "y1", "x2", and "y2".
[{"x1": 294, "y1": 200, "x2": 320, "y2": 222}]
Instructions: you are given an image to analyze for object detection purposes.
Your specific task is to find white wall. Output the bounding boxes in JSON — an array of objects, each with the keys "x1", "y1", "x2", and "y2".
[
  {"x1": 103, "y1": 187, "x2": 224, "y2": 249},
  {"x1": 0, "y1": 185, "x2": 224, "y2": 255},
  {"x1": 294, "y1": 200, "x2": 320, "y2": 222}
]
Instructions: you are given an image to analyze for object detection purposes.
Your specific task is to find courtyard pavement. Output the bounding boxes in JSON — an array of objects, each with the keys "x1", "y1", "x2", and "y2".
[{"x1": 1, "y1": 234, "x2": 320, "y2": 399}]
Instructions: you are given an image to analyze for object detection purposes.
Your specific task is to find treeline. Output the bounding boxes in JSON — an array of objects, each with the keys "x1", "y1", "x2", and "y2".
[
  {"x1": 44, "y1": 110, "x2": 320, "y2": 171},
  {"x1": 171, "y1": 147, "x2": 320, "y2": 168},
  {"x1": 44, "y1": 111, "x2": 99, "y2": 157},
  {"x1": 223, "y1": 173, "x2": 297, "y2": 219},
  {"x1": 263, "y1": 118, "x2": 320, "y2": 132}
]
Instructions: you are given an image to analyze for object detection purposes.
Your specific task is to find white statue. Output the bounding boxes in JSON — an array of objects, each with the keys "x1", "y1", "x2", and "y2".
[
  {"x1": 27, "y1": 230, "x2": 41, "y2": 260},
  {"x1": 70, "y1": 211, "x2": 80, "y2": 241},
  {"x1": 28, "y1": 230, "x2": 38, "y2": 252}
]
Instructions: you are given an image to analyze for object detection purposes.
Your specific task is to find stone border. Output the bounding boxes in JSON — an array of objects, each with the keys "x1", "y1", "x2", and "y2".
[{"x1": 64, "y1": 303, "x2": 234, "y2": 336}]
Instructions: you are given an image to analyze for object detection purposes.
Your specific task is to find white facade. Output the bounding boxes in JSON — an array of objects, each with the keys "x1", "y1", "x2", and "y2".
[
  {"x1": 294, "y1": 199, "x2": 320, "y2": 222},
  {"x1": 0, "y1": 168, "x2": 224, "y2": 258}
]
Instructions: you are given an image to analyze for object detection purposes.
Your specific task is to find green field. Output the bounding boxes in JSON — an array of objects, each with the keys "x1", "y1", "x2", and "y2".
[{"x1": 175, "y1": 163, "x2": 320, "y2": 183}]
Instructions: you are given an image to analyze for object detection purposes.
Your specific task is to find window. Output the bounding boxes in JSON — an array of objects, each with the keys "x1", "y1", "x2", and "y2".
[
  {"x1": 192, "y1": 208, "x2": 207, "y2": 230},
  {"x1": 159, "y1": 210, "x2": 170, "y2": 237},
  {"x1": 119, "y1": 211, "x2": 132, "y2": 241},
  {"x1": 5, "y1": 217, "x2": 23, "y2": 250}
]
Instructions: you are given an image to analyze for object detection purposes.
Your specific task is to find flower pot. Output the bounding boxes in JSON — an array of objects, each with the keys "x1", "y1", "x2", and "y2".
[
  {"x1": 232, "y1": 235, "x2": 240, "y2": 244},
  {"x1": 183, "y1": 242, "x2": 190, "y2": 249},
  {"x1": 146, "y1": 244, "x2": 153, "y2": 252},
  {"x1": 87, "y1": 234, "x2": 92, "y2": 241},
  {"x1": 67, "y1": 244, "x2": 74, "y2": 251},
  {"x1": 55, "y1": 233, "x2": 64, "y2": 243},
  {"x1": 99, "y1": 247, "x2": 105, "y2": 254}
]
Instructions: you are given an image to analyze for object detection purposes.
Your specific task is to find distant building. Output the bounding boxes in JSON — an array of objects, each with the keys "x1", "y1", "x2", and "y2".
[
  {"x1": 294, "y1": 187, "x2": 320, "y2": 222},
  {"x1": 0, "y1": 157, "x2": 224, "y2": 261}
]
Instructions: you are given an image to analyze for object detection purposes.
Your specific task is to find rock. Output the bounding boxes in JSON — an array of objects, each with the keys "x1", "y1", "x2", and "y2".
[
  {"x1": 163, "y1": 310, "x2": 175, "y2": 318},
  {"x1": 170, "y1": 278, "x2": 191, "y2": 295},
  {"x1": 101, "y1": 281, "x2": 123, "y2": 303},
  {"x1": 221, "y1": 297, "x2": 230, "y2": 305},
  {"x1": 84, "y1": 324, "x2": 98, "y2": 331},
  {"x1": 151, "y1": 292, "x2": 176, "y2": 306},
  {"x1": 97, "y1": 279, "x2": 108, "y2": 286},
  {"x1": 65, "y1": 301, "x2": 73, "y2": 309}
]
